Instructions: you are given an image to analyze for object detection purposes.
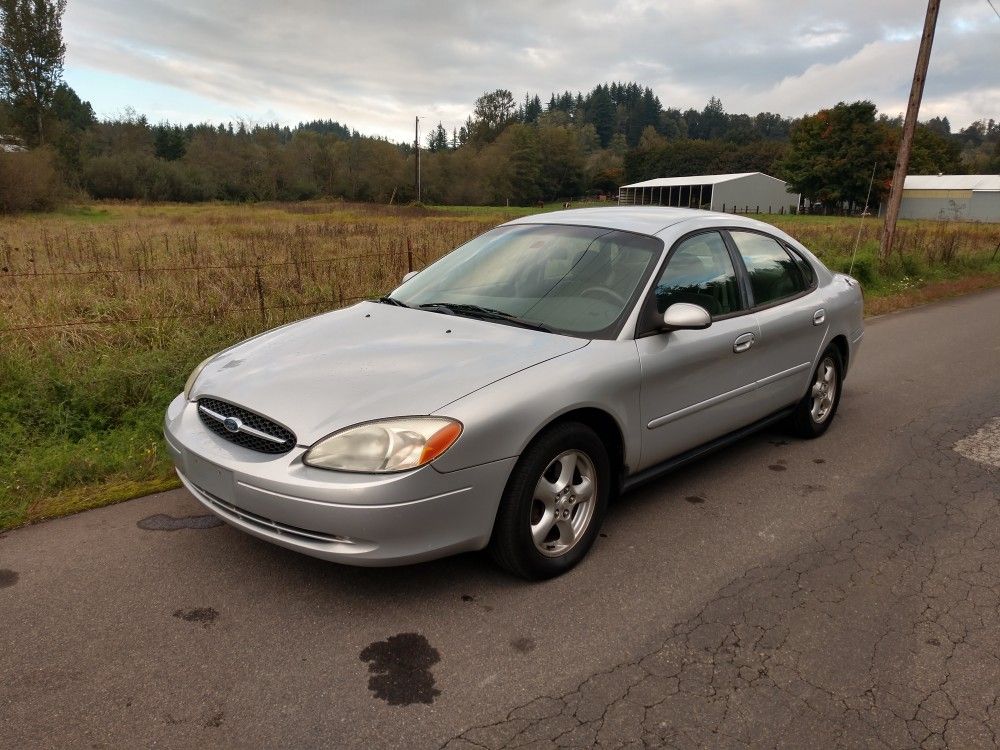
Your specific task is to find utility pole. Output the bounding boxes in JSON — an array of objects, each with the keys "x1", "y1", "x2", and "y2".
[
  {"x1": 414, "y1": 116, "x2": 421, "y2": 203},
  {"x1": 879, "y1": 0, "x2": 939, "y2": 263}
]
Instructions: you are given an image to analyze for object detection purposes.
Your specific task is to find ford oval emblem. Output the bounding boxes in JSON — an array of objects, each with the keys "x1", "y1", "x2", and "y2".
[{"x1": 223, "y1": 416, "x2": 242, "y2": 433}]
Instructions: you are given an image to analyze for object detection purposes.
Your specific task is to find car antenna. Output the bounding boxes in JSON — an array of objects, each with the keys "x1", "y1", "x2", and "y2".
[{"x1": 849, "y1": 162, "x2": 878, "y2": 277}]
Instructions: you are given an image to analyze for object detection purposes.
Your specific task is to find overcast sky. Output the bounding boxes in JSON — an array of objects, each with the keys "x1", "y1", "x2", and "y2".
[{"x1": 62, "y1": 0, "x2": 999, "y2": 142}]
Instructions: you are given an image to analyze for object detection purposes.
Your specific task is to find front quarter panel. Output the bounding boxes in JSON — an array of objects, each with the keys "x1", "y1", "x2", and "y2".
[{"x1": 431, "y1": 340, "x2": 642, "y2": 474}]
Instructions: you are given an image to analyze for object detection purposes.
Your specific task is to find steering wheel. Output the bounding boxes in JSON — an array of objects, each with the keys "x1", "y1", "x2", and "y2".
[{"x1": 581, "y1": 286, "x2": 627, "y2": 306}]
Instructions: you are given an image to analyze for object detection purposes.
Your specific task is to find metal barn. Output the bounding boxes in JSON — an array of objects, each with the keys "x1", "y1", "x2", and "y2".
[
  {"x1": 900, "y1": 175, "x2": 1000, "y2": 223},
  {"x1": 617, "y1": 172, "x2": 798, "y2": 214}
]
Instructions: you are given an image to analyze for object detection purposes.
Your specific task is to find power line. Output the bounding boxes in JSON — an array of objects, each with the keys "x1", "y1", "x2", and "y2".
[{"x1": 987, "y1": 0, "x2": 1000, "y2": 21}]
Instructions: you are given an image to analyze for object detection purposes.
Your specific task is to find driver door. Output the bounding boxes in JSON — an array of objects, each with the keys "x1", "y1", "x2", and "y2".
[{"x1": 636, "y1": 231, "x2": 763, "y2": 470}]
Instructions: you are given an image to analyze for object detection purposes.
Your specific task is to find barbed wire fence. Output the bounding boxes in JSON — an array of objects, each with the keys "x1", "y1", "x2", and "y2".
[{"x1": 0, "y1": 238, "x2": 428, "y2": 335}]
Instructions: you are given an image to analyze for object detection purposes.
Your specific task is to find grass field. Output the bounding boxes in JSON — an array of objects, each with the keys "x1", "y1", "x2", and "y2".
[{"x1": 1, "y1": 200, "x2": 998, "y2": 530}]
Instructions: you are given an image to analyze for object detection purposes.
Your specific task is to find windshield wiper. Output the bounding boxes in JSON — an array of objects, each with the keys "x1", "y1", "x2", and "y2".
[
  {"x1": 418, "y1": 302, "x2": 553, "y2": 333},
  {"x1": 375, "y1": 295, "x2": 412, "y2": 308}
]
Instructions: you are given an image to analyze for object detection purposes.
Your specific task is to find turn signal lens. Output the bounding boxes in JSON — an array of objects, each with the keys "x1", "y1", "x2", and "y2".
[{"x1": 303, "y1": 417, "x2": 463, "y2": 473}]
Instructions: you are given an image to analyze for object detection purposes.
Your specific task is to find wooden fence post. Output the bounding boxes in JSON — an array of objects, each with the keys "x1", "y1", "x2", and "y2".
[
  {"x1": 254, "y1": 266, "x2": 267, "y2": 326},
  {"x1": 407, "y1": 237, "x2": 414, "y2": 272}
]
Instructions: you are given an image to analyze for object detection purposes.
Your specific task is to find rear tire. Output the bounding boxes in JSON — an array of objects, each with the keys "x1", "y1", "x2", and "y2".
[
  {"x1": 790, "y1": 346, "x2": 843, "y2": 439},
  {"x1": 489, "y1": 422, "x2": 610, "y2": 580}
]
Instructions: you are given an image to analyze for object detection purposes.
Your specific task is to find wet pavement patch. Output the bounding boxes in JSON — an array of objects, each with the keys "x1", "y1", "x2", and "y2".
[
  {"x1": 173, "y1": 607, "x2": 219, "y2": 627},
  {"x1": 138, "y1": 513, "x2": 223, "y2": 531},
  {"x1": 359, "y1": 632, "x2": 441, "y2": 706},
  {"x1": 685, "y1": 495, "x2": 706, "y2": 504},
  {"x1": 0, "y1": 569, "x2": 18, "y2": 588},
  {"x1": 510, "y1": 637, "x2": 536, "y2": 654}
]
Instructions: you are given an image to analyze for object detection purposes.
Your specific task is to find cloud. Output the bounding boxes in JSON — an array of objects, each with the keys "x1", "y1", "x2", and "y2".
[{"x1": 62, "y1": 0, "x2": 1000, "y2": 140}]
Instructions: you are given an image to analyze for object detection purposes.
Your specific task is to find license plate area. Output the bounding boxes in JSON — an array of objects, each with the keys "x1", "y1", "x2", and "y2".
[{"x1": 185, "y1": 453, "x2": 235, "y2": 500}]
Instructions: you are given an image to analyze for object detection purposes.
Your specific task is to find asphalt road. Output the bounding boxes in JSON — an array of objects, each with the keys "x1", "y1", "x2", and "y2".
[{"x1": 2, "y1": 289, "x2": 999, "y2": 750}]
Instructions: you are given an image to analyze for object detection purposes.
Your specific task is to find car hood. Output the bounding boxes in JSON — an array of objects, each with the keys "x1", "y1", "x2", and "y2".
[{"x1": 192, "y1": 301, "x2": 588, "y2": 445}]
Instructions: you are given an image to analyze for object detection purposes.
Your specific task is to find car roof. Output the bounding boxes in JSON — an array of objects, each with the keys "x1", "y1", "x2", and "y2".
[{"x1": 503, "y1": 206, "x2": 792, "y2": 237}]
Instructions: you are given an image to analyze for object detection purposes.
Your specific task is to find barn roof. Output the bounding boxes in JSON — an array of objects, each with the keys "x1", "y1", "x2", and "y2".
[
  {"x1": 904, "y1": 175, "x2": 1000, "y2": 192},
  {"x1": 620, "y1": 172, "x2": 787, "y2": 189}
]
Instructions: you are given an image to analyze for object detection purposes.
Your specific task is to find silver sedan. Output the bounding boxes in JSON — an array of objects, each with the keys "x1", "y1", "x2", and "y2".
[{"x1": 164, "y1": 207, "x2": 864, "y2": 579}]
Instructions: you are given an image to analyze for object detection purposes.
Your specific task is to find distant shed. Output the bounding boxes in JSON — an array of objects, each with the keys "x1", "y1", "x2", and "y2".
[
  {"x1": 900, "y1": 175, "x2": 1000, "y2": 222},
  {"x1": 617, "y1": 172, "x2": 797, "y2": 213}
]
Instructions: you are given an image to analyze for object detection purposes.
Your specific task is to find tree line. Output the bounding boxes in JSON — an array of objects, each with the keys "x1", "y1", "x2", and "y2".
[{"x1": 1, "y1": 0, "x2": 998, "y2": 212}]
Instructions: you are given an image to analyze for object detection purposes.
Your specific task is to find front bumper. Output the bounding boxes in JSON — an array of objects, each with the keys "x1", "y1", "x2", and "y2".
[{"x1": 163, "y1": 394, "x2": 516, "y2": 566}]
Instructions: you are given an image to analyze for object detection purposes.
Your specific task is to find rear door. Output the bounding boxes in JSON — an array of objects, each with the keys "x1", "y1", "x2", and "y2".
[{"x1": 726, "y1": 230, "x2": 826, "y2": 413}]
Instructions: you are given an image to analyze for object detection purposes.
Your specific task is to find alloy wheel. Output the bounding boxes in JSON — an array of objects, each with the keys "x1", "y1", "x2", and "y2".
[
  {"x1": 530, "y1": 450, "x2": 597, "y2": 557},
  {"x1": 810, "y1": 356, "x2": 838, "y2": 424}
]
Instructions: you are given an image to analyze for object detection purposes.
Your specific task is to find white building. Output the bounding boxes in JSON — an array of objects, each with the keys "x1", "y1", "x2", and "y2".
[
  {"x1": 900, "y1": 175, "x2": 1000, "y2": 222},
  {"x1": 617, "y1": 172, "x2": 798, "y2": 214}
]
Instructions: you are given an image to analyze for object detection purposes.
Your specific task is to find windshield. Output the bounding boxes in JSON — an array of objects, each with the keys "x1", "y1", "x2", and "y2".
[{"x1": 390, "y1": 224, "x2": 662, "y2": 337}]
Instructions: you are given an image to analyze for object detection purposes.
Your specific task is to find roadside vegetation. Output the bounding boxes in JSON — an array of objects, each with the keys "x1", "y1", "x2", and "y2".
[{"x1": 0, "y1": 201, "x2": 997, "y2": 531}]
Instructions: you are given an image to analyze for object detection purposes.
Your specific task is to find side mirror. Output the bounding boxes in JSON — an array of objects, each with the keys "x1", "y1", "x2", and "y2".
[
  {"x1": 662, "y1": 302, "x2": 712, "y2": 331},
  {"x1": 401, "y1": 271, "x2": 418, "y2": 283}
]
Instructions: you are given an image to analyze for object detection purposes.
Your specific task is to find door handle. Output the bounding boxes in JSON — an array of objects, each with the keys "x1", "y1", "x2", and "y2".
[
  {"x1": 733, "y1": 332, "x2": 755, "y2": 353},
  {"x1": 813, "y1": 309, "x2": 826, "y2": 326}
]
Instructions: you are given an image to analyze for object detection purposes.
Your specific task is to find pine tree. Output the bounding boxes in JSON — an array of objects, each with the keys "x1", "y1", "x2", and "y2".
[
  {"x1": 588, "y1": 85, "x2": 615, "y2": 148},
  {"x1": 0, "y1": 0, "x2": 67, "y2": 144},
  {"x1": 523, "y1": 94, "x2": 542, "y2": 124},
  {"x1": 426, "y1": 122, "x2": 448, "y2": 152}
]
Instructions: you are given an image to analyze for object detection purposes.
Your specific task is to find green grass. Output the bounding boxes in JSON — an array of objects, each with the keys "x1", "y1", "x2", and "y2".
[
  {"x1": 52, "y1": 204, "x2": 117, "y2": 222},
  {"x1": 0, "y1": 323, "x2": 239, "y2": 528}
]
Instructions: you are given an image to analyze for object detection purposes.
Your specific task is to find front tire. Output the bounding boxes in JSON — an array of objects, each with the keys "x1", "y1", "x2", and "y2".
[
  {"x1": 791, "y1": 346, "x2": 843, "y2": 438},
  {"x1": 489, "y1": 422, "x2": 610, "y2": 580}
]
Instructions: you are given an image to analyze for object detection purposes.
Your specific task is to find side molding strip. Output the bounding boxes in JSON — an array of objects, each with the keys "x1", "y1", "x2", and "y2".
[
  {"x1": 757, "y1": 361, "x2": 811, "y2": 387},
  {"x1": 647, "y1": 382, "x2": 758, "y2": 430},
  {"x1": 647, "y1": 362, "x2": 811, "y2": 430}
]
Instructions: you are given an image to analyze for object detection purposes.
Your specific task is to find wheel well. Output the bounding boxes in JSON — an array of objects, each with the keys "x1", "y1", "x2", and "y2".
[
  {"x1": 543, "y1": 408, "x2": 626, "y2": 496},
  {"x1": 830, "y1": 334, "x2": 849, "y2": 373}
]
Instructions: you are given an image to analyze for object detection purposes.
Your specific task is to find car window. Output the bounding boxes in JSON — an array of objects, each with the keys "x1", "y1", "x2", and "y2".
[
  {"x1": 789, "y1": 248, "x2": 815, "y2": 286},
  {"x1": 652, "y1": 232, "x2": 742, "y2": 317},
  {"x1": 729, "y1": 231, "x2": 807, "y2": 306}
]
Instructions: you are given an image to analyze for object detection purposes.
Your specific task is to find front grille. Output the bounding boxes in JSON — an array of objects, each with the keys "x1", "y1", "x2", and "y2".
[
  {"x1": 193, "y1": 483, "x2": 352, "y2": 546},
  {"x1": 197, "y1": 397, "x2": 296, "y2": 455}
]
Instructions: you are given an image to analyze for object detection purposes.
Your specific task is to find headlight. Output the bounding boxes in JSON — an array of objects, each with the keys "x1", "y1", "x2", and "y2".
[
  {"x1": 303, "y1": 417, "x2": 463, "y2": 473},
  {"x1": 183, "y1": 355, "x2": 214, "y2": 400}
]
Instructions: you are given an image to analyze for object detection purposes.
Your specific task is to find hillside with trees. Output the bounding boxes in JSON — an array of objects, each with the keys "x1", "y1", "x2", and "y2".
[{"x1": 1, "y1": 0, "x2": 998, "y2": 212}]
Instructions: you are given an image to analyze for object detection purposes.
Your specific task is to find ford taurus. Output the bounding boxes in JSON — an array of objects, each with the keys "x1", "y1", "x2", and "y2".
[{"x1": 164, "y1": 207, "x2": 864, "y2": 579}]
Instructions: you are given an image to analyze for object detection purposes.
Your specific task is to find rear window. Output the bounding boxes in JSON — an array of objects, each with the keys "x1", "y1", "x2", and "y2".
[
  {"x1": 789, "y1": 248, "x2": 815, "y2": 286},
  {"x1": 729, "y1": 231, "x2": 807, "y2": 307}
]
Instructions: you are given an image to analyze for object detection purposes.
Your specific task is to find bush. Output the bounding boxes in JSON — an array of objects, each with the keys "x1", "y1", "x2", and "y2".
[
  {"x1": 82, "y1": 153, "x2": 217, "y2": 201},
  {"x1": 0, "y1": 147, "x2": 66, "y2": 212}
]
